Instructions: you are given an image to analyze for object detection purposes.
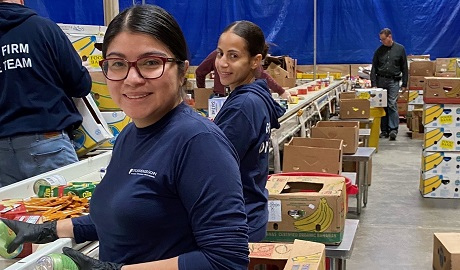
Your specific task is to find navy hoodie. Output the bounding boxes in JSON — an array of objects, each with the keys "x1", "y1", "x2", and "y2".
[
  {"x1": 0, "y1": 3, "x2": 91, "y2": 138},
  {"x1": 214, "y1": 79, "x2": 285, "y2": 242}
]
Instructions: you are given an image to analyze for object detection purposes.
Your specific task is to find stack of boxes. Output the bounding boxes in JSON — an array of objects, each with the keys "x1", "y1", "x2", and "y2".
[
  {"x1": 420, "y1": 76, "x2": 460, "y2": 198},
  {"x1": 60, "y1": 24, "x2": 131, "y2": 154},
  {"x1": 405, "y1": 60, "x2": 434, "y2": 137}
]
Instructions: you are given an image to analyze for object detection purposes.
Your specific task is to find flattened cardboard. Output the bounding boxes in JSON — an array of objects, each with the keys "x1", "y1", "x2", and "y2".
[
  {"x1": 311, "y1": 121, "x2": 359, "y2": 154},
  {"x1": 283, "y1": 137, "x2": 343, "y2": 174}
]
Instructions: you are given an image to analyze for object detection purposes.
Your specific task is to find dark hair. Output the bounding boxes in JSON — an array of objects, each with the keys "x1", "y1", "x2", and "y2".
[
  {"x1": 380, "y1": 28, "x2": 392, "y2": 37},
  {"x1": 102, "y1": 5, "x2": 189, "y2": 75},
  {"x1": 222, "y1": 20, "x2": 269, "y2": 59}
]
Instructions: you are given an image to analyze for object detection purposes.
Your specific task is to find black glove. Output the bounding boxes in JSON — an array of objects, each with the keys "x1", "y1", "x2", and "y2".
[
  {"x1": 63, "y1": 247, "x2": 124, "y2": 270},
  {"x1": 2, "y1": 219, "x2": 59, "y2": 254}
]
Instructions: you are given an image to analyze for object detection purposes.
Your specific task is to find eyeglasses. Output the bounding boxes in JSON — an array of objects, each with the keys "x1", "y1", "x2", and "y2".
[{"x1": 99, "y1": 56, "x2": 184, "y2": 81}]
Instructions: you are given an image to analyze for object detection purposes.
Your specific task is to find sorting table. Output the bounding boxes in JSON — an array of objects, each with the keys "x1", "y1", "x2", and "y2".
[
  {"x1": 342, "y1": 147, "x2": 376, "y2": 214},
  {"x1": 326, "y1": 219, "x2": 359, "y2": 270}
]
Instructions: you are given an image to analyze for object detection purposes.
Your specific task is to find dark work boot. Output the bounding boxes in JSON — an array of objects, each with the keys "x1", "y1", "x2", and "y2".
[
  {"x1": 389, "y1": 130, "x2": 397, "y2": 141},
  {"x1": 379, "y1": 132, "x2": 389, "y2": 138}
]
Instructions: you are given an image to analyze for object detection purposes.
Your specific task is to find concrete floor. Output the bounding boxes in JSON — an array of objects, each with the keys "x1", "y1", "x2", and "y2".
[{"x1": 346, "y1": 124, "x2": 460, "y2": 270}]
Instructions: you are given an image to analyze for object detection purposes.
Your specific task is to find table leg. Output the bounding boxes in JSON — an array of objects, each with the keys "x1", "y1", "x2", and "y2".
[
  {"x1": 357, "y1": 161, "x2": 364, "y2": 214},
  {"x1": 363, "y1": 158, "x2": 371, "y2": 206},
  {"x1": 340, "y1": 259, "x2": 347, "y2": 270},
  {"x1": 330, "y1": 258, "x2": 338, "y2": 270}
]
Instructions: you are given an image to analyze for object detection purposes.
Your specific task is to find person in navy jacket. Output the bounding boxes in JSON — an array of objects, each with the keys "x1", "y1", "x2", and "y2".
[
  {"x1": 213, "y1": 20, "x2": 286, "y2": 242},
  {"x1": 3, "y1": 5, "x2": 249, "y2": 270},
  {"x1": 0, "y1": 0, "x2": 91, "y2": 186}
]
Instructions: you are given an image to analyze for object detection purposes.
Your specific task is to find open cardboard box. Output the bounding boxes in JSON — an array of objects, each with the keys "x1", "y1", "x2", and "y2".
[
  {"x1": 264, "y1": 175, "x2": 347, "y2": 245},
  {"x1": 283, "y1": 137, "x2": 343, "y2": 174},
  {"x1": 339, "y1": 99, "x2": 370, "y2": 119},
  {"x1": 311, "y1": 121, "x2": 359, "y2": 154}
]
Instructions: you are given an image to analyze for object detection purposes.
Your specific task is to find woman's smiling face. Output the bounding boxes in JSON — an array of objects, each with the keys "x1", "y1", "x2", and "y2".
[{"x1": 105, "y1": 31, "x2": 187, "y2": 128}]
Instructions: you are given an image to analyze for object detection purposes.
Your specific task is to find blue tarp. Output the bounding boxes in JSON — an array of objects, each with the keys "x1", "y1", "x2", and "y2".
[{"x1": 24, "y1": 0, "x2": 460, "y2": 65}]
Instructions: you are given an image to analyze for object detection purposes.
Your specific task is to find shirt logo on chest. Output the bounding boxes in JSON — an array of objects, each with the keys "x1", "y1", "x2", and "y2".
[{"x1": 128, "y1": 168, "x2": 157, "y2": 179}]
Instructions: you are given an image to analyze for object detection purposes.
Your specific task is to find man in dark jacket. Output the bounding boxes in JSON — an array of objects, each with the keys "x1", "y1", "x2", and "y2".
[
  {"x1": 370, "y1": 28, "x2": 408, "y2": 141},
  {"x1": 0, "y1": 0, "x2": 91, "y2": 186}
]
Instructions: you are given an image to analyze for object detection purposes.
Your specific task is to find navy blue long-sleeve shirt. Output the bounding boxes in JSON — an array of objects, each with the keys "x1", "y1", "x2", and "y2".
[
  {"x1": 214, "y1": 79, "x2": 285, "y2": 242},
  {"x1": 0, "y1": 3, "x2": 91, "y2": 138},
  {"x1": 72, "y1": 103, "x2": 249, "y2": 269}
]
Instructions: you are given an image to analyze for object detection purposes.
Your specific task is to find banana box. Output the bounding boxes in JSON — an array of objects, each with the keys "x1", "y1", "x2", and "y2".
[
  {"x1": 420, "y1": 173, "x2": 460, "y2": 198},
  {"x1": 408, "y1": 90, "x2": 424, "y2": 105},
  {"x1": 422, "y1": 151, "x2": 460, "y2": 175},
  {"x1": 424, "y1": 127, "x2": 460, "y2": 151},
  {"x1": 409, "y1": 76, "x2": 427, "y2": 90},
  {"x1": 72, "y1": 94, "x2": 113, "y2": 157},
  {"x1": 264, "y1": 175, "x2": 346, "y2": 245},
  {"x1": 208, "y1": 97, "x2": 227, "y2": 119},
  {"x1": 90, "y1": 71, "x2": 120, "y2": 111},
  {"x1": 248, "y1": 240, "x2": 326, "y2": 270},
  {"x1": 58, "y1": 24, "x2": 106, "y2": 71},
  {"x1": 423, "y1": 104, "x2": 460, "y2": 128},
  {"x1": 99, "y1": 112, "x2": 132, "y2": 149},
  {"x1": 433, "y1": 233, "x2": 460, "y2": 270},
  {"x1": 354, "y1": 88, "x2": 387, "y2": 107},
  {"x1": 424, "y1": 77, "x2": 460, "y2": 104}
]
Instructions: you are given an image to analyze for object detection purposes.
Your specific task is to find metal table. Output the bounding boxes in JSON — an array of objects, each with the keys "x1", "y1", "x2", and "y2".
[
  {"x1": 342, "y1": 147, "x2": 376, "y2": 214},
  {"x1": 359, "y1": 128, "x2": 371, "y2": 147},
  {"x1": 326, "y1": 219, "x2": 359, "y2": 270}
]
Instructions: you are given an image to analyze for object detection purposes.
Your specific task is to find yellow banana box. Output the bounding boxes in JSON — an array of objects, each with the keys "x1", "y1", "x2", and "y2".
[
  {"x1": 408, "y1": 90, "x2": 424, "y2": 105},
  {"x1": 248, "y1": 240, "x2": 326, "y2": 270},
  {"x1": 422, "y1": 151, "x2": 460, "y2": 174},
  {"x1": 58, "y1": 24, "x2": 106, "y2": 71},
  {"x1": 72, "y1": 95, "x2": 113, "y2": 157},
  {"x1": 355, "y1": 88, "x2": 387, "y2": 107},
  {"x1": 424, "y1": 77, "x2": 460, "y2": 104},
  {"x1": 424, "y1": 127, "x2": 460, "y2": 151},
  {"x1": 419, "y1": 173, "x2": 460, "y2": 198},
  {"x1": 264, "y1": 175, "x2": 346, "y2": 245},
  {"x1": 90, "y1": 71, "x2": 121, "y2": 111},
  {"x1": 99, "y1": 112, "x2": 132, "y2": 149},
  {"x1": 423, "y1": 104, "x2": 460, "y2": 128}
]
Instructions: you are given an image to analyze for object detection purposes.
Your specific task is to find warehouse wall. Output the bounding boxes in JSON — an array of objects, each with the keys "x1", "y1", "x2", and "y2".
[{"x1": 26, "y1": 0, "x2": 460, "y2": 65}]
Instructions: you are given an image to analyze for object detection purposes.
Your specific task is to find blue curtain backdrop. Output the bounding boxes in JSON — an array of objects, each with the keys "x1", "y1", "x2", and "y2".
[{"x1": 25, "y1": 0, "x2": 460, "y2": 65}]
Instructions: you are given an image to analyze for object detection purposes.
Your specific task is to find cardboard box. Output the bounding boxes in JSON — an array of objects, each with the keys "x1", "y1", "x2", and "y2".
[
  {"x1": 339, "y1": 92, "x2": 356, "y2": 100},
  {"x1": 409, "y1": 76, "x2": 427, "y2": 90},
  {"x1": 433, "y1": 233, "x2": 460, "y2": 270},
  {"x1": 423, "y1": 104, "x2": 460, "y2": 128},
  {"x1": 311, "y1": 121, "x2": 359, "y2": 154},
  {"x1": 72, "y1": 94, "x2": 113, "y2": 157},
  {"x1": 100, "y1": 111, "x2": 132, "y2": 149},
  {"x1": 355, "y1": 88, "x2": 388, "y2": 107},
  {"x1": 89, "y1": 71, "x2": 121, "y2": 111},
  {"x1": 265, "y1": 175, "x2": 347, "y2": 244},
  {"x1": 422, "y1": 151, "x2": 460, "y2": 175},
  {"x1": 339, "y1": 99, "x2": 370, "y2": 119},
  {"x1": 58, "y1": 24, "x2": 106, "y2": 71},
  {"x1": 248, "y1": 240, "x2": 326, "y2": 270},
  {"x1": 266, "y1": 63, "x2": 296, "y2": 88},
  {"x1": 436, "y1": 58, "x2": 458, "y2": 73},
  {"x1": 193, "y1": 88, "x2": 214, "y2": 109},
  {"x1": 283, "y1": 137, "x2": 343, "y2": 174},
  {"x1": 208, "y1": 97, "x2": 227, "y2": 119},
  {"x1": 408, "y1": 90, "x2": 424, "y2": 105},
  {"x1": 409, "y1": 61, "x2": 435, "y2": 76},
  {"x1": 420, "y1": 172, "x2": 460, "y2": 198},
  {"x1": 423, "y1": 127, "x2": 460, "y2": 151},
  {"x1": 423, "y1": 77, "x2": 460, "y2": 104}
]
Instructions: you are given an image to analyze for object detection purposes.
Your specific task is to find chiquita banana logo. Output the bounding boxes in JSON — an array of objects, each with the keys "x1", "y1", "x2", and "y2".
[
  {"x1": 293, "y1": 198, "x2": 333, "y2": 232},
  {"x1": 422, "y1": 152, "x2": 443, "y2": 171},
  {"x1": 422, "y1": 175, "x2": 442, "y2": 195},
  {"x1": 291, "y1": 252, "x2": 323, "y2": 263},
  {"x1": 424, "y1": 128, "x2": 444, "y2": 148},
  {"x1": 423, "y1": 105, "x2": 444, "y2": 125}
]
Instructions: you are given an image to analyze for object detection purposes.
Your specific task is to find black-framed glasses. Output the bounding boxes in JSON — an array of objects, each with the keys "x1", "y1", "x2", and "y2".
[{"x1": 99, "y1": 56, "x2": 184, "y2": 81}]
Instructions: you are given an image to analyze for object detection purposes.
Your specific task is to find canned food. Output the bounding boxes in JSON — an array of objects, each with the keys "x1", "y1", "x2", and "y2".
[
  {"x1": 34, "y1": 253, "x2": 79, "y2": 270},
  {"x1": 33, "y1": 175, "x2": 67, "y2": 194},
  {"x1": 0, "y1": 219, "x2": 23, "y2": 259}
]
